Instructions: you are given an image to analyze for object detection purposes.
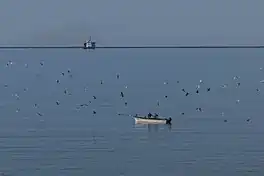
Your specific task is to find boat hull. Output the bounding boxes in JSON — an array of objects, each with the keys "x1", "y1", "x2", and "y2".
[{"x1": 134, "y1": 117, "x2": 167, "y2": 125}]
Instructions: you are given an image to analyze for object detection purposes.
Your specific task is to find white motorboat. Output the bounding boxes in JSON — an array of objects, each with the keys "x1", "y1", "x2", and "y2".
[{"x1": 134, "y1": 116, "x2": 172, "y2": 125}]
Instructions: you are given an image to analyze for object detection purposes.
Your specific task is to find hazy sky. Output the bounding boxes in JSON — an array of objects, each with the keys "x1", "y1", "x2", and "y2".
[{"x1": 0, "y1": 0, "x2": 264, "y2": 45}]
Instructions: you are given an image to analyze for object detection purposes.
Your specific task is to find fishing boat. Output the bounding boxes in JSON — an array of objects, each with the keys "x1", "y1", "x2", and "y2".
[
  {"x1": 83, "y1": 36, "x2": 96, "y2": 49},
  {"x1": 134, "y1": 116, "x2": 172, "y2": 125}
]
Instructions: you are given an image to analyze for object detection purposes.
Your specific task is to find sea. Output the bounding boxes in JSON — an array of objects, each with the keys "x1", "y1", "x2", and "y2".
[{"x1": 0, "y1": 48, "x2": 264, "y2": 175}]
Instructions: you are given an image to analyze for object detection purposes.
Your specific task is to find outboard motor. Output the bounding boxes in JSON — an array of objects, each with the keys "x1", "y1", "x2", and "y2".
[{"x1": 166, "y1": 117, "x2": 172, "y2": 125}]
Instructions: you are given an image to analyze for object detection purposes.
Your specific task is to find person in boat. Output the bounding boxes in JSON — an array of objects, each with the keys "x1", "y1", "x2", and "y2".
[
  {"x1": 154, "y1": 113, "x2": 159, "y2": 118},
  {"x1": 147, "y1": 113, "x2": 152, "y2": 118}
]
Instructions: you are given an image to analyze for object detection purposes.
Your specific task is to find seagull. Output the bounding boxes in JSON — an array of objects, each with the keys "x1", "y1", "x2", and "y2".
[
  {"x1": 120, "y1": 92, "x2": 124, "y2": 98},
  {"x1": 36, "y1": 112, "x2": 43, "y2": 116}
]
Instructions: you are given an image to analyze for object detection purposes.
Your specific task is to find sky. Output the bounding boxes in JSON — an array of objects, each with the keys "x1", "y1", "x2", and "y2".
[{"x1": 0, "y1": 0, "x2": 264, "y2": 45}]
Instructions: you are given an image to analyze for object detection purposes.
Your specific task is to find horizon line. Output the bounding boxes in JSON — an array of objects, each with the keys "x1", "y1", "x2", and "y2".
[{"x1": 1, "y1": 45, "x2": 264, "y2": 49}]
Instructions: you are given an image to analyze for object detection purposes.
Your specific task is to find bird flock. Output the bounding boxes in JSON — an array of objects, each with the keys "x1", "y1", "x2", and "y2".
[{"x1": 2, "y1": 59, "x2": 264, "y2": 125}]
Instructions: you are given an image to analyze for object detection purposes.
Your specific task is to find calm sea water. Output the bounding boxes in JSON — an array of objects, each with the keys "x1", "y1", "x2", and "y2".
[{"x1": 0, "y1": 48, "x2": 264, "y2": 175}]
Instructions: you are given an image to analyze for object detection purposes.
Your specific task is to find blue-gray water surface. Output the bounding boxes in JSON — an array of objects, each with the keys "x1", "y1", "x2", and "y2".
[{"x1": 0, "y1": 48, "x2": 264, "y2": 175}]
